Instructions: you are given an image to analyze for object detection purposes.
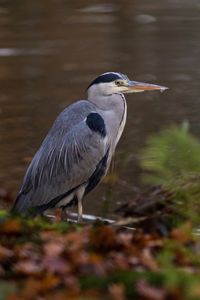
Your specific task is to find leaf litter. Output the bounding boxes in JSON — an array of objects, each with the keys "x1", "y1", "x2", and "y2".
[{"x1": 0, "y1": 212, "x2": 199, "y2": 300}]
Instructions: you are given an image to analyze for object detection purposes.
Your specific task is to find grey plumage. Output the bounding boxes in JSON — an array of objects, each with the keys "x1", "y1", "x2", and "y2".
[
  {"x1": 13, "y1": 101, "x2": 107, "y2": 211},
  {"x1": 12, "y1": 72, "x2": 167, "y2": 220}
]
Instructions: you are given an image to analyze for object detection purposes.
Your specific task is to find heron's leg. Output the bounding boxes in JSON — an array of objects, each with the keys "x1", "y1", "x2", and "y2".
[
  {"x1": 76, "y1": 186, "x2": 85, "y2": 223},
  {"x1": 77, "y1": 198, "x2": 83, "y2": 222}
]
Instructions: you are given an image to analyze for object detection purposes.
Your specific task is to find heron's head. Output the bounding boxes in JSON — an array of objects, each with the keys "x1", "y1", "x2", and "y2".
[{"x1": 87, "y1": 72, "x2": 168, "y2": 98}]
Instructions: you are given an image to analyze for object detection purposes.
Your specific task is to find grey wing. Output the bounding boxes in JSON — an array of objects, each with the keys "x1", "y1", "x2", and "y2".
[{"x1": 13, "y1": 102, "x2": 108, "y2": 213}]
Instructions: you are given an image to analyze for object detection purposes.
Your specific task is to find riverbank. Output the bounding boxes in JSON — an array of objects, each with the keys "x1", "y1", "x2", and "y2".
[{"x1": 0, "y1": 212, "x2": 200, "y2": 300}]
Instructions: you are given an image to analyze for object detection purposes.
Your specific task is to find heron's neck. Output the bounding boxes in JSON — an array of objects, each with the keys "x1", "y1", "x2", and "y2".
[
  {"x1": 87, "y1": 93, "x2": 125, "y2": 111},
  {"x1": 88, "y1": 93, "x2": 127, "y2": 150}
]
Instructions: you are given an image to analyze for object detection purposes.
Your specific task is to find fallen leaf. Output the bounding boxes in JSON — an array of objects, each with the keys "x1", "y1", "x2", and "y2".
[
  {"x1": 7, "y1": 296, "x2": 25, "y2": 300},
  {"x1": 0, "y1": 245, "x2": 14, "y2": 261},
  {"x1": 43, "y1": 256, "x2": 71, "y2": 274},
  {"x1": 171, "y1": 222, "x2": 193, "y2": 244},
  {"x1": 109, "y1": 283, "x2": 126, "y2": 300},
  {"x1": 0, "y1": 218, "x2": 22, "y2": 234},
  {"x1": 64, "y1": 275, "x2": 80, "y2": 296},
  {"x1": 110, "y1": 252, "x2": 130, "y2": 270},
  {"x1": 64, "y1": 230, "x2": 88, "y2": 251},
  {"x1": 136, "y1": 279, "x2": 166, "y2": 300},
  {"x1": 90, "y1": 225, "x2": 116, "y2": 251},
  {"x1": 15, "y1": 243, "x2": 40, "y2": 260},
  {"x1": 43, "y1": 241, "x2": 65, "y2": 257},
  {"x1": 22, "y1": 274, "x2": 61, "y2": 297},
  {"x1": 13, "y1": 259, "x2": 43, "y2": 275},
  {"x1": 174, "y1": 248, "x2": 191, "y2": 266},
  {"x1": 140, "y1": 248, "x2": 159, "y2": 271}
]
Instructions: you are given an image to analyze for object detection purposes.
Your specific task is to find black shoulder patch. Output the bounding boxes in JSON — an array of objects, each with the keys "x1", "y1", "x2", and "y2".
[
  {"x1": 87, "y1": 72, "x2": 123, "y2": 89},
  {"x1": 86, "y1": 113, "x2": 106, "y2": 137}
]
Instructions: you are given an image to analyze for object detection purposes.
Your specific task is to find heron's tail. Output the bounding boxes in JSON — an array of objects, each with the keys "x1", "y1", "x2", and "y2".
[{"x1": 11, "y1": 193, "x2": 31, "y2": 215}]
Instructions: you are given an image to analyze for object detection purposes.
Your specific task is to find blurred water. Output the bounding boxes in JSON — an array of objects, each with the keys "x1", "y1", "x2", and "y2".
[{"x1": 1, "y1": 0, "x2": 200, "y2": 218}]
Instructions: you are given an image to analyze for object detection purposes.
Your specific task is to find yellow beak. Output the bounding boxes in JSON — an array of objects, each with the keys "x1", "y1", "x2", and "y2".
[{"x1": 127, "y1": 80, "x2": 168, "y2": 93}]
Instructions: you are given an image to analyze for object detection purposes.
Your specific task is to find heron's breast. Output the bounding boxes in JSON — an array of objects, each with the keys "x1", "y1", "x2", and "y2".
[{"x1": 99, "y1": 95, "x2": 127, "y2": 153}]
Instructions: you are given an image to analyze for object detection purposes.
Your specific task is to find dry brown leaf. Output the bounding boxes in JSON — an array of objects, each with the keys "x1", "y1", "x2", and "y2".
[
  {"x1": 21, "y1": 278, "x2": 42, "y2": 298},
  {"x1": 15, "y1": 243, "x2": 40, "y2": 262},
  {"x1": 109, "y1": 283, "x2": 126, "y2": 300},
  {"x1": 0, "y1": 245, "x2": 14, "y2": 261},
  {"x1": 136, "y1": 279, "x2": 166, "y2": 300},
  {"x1": 64, "y1": 275, "x2": 80, "y2": 296},
  {"x1": 43, "y1": 241, "x2": 65, "y2": 257},
  {"x1": 43, "y1": 256, "x2": 71, "y2": 274},
  {"x1": 110, "y1": 252, "x2": 130, "y2": 270},
  {"x1": 22, "y1": 273, "x2": 61, "y2": 298},
  {"x1": 146, "y1": 239, "x2": 164, "y2": 248},
  {"x1": 40, "y1": 230, "x2": 64, "y2": 241},
  {"x1": 37, "y1": 273, "x2": 61, "y2": 292},
  {"x1": 80, "y1": 253, "x2": 106, "y2": 276},
  {"x1": 140, "y1": 248, "x2": 159, "y2": 271},
  {"x1": 65, "y1": 230, "x2": 88, "y2": 251},
  {"x1": 89, "y1": 253, "x2": 103, "y2": 264},
  {"x1": 68, "y1": 250, "x2": 90, "y2": 268},
  {"x1": 7, "y1": 296, "x2": 26, "y2": 300},
  {"x1": 171, "y1": 222, "x2": 193, "y2": 244},
  {"x1": 78, "y1": 289, "x2": 102, "y2": 300},
  {"x1": 117, "y1": 232, "x2": 133, "y2": 248},
  {"x1": 167, "y1": 287, "x2": 185, "y2": 300},
  {"x1": 90, "y1": 225, "x2": 116, "y2": 250},
  {"x1": 0, "y1": 218, "x2": 22, "y2": 234},
  {"x1": 13, "y1": 259, "x2": 43, "y2": 275},
  {"x1": 174, "y1": 248, "x2": 192, "y2": 266},
  {"x1": 43, "y1": 290, "x2": 81, "y2": 300},
  {"x1": 44, "y1": 292, "x2": 70, "y2": 300}
]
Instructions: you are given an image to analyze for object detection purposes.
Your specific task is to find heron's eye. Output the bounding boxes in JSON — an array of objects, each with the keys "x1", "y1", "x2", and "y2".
[{"x1": 115, "y1": 80, "x2": 123, "y2": 86}]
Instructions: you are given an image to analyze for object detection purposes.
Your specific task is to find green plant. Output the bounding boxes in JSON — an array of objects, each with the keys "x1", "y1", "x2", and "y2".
[{"x1": 140, "y1": 123, "x2": 200, "y2": 224}]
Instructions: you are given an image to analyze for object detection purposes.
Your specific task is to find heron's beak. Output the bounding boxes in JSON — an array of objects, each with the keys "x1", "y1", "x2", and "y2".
[{"x1": 125, "y1": 80, "x2": 168, "y2": 93}]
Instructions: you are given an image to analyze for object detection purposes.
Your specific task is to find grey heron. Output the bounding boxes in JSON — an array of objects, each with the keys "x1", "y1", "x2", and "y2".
[{"x1": 12, "y1": 72, "x2": 168, "y2": 221}]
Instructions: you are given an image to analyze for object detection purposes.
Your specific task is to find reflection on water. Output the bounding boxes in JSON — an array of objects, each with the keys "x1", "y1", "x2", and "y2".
[{"x1": 1, "y1": 0, "x2": 200, "y2": 218}]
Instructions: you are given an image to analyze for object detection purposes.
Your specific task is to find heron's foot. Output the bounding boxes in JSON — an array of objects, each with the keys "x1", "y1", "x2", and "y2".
[{"x1": 77, "y1": 213, "x2": 83, "y2": 223}]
